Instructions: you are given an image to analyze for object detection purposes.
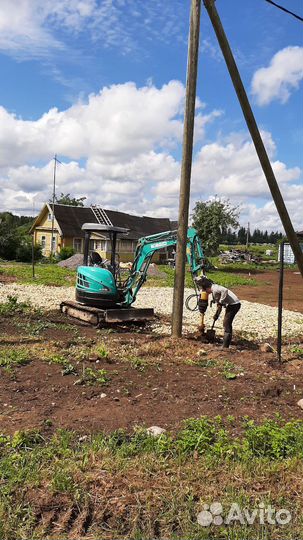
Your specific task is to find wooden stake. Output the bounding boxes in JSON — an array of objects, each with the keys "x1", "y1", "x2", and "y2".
[{"x1": 172, "y1": 0, "x2": 201, "y2": 337}]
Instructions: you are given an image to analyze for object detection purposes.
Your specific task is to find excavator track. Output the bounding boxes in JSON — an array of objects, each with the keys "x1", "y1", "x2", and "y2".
[{"x1": 60, "y1": 301, "x2": 154, "y2": 326}]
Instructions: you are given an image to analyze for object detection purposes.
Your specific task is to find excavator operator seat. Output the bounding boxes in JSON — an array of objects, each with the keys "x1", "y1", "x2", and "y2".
[{"x1": 90, "y1": 251, "x2": 103, "y2": 266}]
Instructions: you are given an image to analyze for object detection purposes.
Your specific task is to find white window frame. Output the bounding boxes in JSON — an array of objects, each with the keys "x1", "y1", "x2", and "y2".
[
  {"x1": 51, "y1": 235, "x2": 57, "y2": 251},
  {"x1": 41, "y1": 235, "x2": 46, "y2": 251},
  {"x1": 73, "y1": 238, "x2": 82, "y2": 253}
]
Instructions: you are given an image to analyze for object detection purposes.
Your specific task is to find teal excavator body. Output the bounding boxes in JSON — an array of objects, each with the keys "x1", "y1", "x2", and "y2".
[{"x1": 75, "y1": 223, "x2": 205, "y2": 309}]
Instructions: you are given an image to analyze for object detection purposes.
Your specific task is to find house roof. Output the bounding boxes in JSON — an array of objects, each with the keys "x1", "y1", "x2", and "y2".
[{"x1": 33, "y1": 204, "x2": 174, "y2": 240}]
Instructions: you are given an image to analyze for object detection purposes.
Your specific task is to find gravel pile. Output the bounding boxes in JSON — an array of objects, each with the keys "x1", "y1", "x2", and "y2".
[
  {"x1": 1, "y1": 283, "x2": 302, "y2": 340},
  {"x1": 57, "y1": 254, "x2": 84, "y2": 269}
]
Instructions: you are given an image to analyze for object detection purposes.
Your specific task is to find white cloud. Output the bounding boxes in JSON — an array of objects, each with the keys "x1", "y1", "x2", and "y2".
[
  {"x1": 0, "y1": 80, "x2": 302, "y2": 230},
  {"x1": 0, "y1": 0, "x2": 185, "y2": 59},
  {"x1": 251, "y1": 46, "x2": 303, "y2": 105},
  {"x1": 0, "y1": 81, "x2": 188, "y2": 168}
]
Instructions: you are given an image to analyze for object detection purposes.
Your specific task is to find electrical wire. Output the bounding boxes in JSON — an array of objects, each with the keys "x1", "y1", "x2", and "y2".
[{"x1": 264, "y1": 0, "x2": 303, "y2": 22}]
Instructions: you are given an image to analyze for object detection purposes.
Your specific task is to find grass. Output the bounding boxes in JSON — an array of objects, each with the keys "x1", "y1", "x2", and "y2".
[
  {"x1": 148, "y1": 265, "x2": 258, "y2": 288},
  {"x1": 0, "y1": 295, "x2": 33, "y2": 316},
  {"x1": 0, "y1": 262, "x2": 76, "y2": 286},
  {"x1": 0, "y1": 417, "x2": 302, "y2": 539},
  {"x1": 1, "y1": 261, "x2": 258, "y2": 289},
  {"x1": 0, "y1": 348, "x2": 30, "y2": 371}
]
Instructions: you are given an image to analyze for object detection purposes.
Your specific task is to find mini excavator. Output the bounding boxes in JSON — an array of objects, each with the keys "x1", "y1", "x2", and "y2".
[{"x1": 61, "y1": 223, "x2": 205, "y2": 326}]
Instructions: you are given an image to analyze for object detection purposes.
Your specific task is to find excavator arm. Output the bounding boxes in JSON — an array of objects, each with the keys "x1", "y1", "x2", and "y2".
[{"x1": 121, "y1": 227, "x2": 205, "y2": 306}]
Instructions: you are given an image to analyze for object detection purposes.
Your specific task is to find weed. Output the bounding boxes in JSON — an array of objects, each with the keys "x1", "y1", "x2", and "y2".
[
  {"x1": 20, "y1": 320, "x2": 55, "y2": 335},
  {"x1": 185, "y1": 358, "x2": 217, "y2": 368},
  {"x1": 129, "y1": 356, "x2": 147, "y2": 371},
  {"x1": 0, "y1": 295, "x2": 32, "y2": 316},
  {"x1": 290, "y1": 345, "x2": 303, "y2": 358},
  {"x1": 0, "y1": 348, "x2": 30, "y2": 371},
  {"x1": 46, "y1": 354, "x2": 77, "y2": 376},
  {"x1": 74, "y1": 367, "x2": 110, "y2": 386},
  {"x1": 62, "y1": 363, "x2": 77, "y2": 376},
  {"x1": 221, "y1": 360, "x2": 237, "y2": 380},
  {"x1": 11, "y1": 430, "x2": 44, "y2": 449},
  {"x1": 95, "y1": 342, "x2": 109, "y2": 359}
]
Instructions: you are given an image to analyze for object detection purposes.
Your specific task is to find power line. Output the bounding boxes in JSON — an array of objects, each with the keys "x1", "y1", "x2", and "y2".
[{"x1": 264, "y1": 0, "x2": 303, "y2": 22}]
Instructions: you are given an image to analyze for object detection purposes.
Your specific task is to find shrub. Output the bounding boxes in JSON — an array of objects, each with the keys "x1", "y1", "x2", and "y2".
[
  {"x1": 15, "y1": 241, "x2": 42, "y2": 262},
  {"x1": 58, "y1": 247, "x2": 75, "y2": 260}
]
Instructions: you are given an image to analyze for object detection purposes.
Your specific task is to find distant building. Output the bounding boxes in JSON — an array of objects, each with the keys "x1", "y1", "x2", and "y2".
[
  {"x1": 30, "y1": 203, "x2": 175, "y2": 262},
  {"x1": 278, "y1": 230, "x2": 303, "y2": 264}
]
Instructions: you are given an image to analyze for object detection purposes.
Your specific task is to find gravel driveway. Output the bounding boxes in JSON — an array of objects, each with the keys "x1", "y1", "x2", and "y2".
[{"x1": 1, "y1": 283, "x2": 303, "y2": 340}]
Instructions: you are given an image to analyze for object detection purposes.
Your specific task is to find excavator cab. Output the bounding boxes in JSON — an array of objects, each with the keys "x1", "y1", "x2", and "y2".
[{"x1": 76, "y1": 223, "x2": 129, "y2": 308}]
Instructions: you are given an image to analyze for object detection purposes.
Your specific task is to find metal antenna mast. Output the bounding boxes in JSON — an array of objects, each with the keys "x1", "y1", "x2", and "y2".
[{"x1": 50, "y1": 155, "x2": 62, "y2": 259}]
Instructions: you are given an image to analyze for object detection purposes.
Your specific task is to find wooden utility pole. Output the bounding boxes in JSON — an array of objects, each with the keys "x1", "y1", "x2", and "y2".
[
  {"x1": 204, "y1": 0, "x2": 303, "y2": 278},
  {"x1": 172, "y1": 0, "x2": 201, "y2": 337}
]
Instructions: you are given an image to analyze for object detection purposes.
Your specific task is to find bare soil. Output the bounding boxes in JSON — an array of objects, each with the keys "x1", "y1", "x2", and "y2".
[
  {"x1": 234, "y1": 269, "x2": 303, "y2": 312},
  {"x1": 1, "y1": 307, "x2": 302, "y2": 436}
]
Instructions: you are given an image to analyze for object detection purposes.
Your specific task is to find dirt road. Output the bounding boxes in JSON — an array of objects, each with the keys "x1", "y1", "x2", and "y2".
[{"x1": 234, "y1": 269, "x2": 302, "y2": 313}]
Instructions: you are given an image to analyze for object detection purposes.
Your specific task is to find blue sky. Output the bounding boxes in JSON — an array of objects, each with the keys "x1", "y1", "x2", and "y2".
[{"x1": 0, "y1": 0, "x2": 302, "y2": 230}]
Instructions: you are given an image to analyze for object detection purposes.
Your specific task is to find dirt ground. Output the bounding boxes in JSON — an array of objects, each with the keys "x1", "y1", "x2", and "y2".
[
  {"x1": 234, "y1": 269, "x2": 303, "y2": 312},
  {"x1": 1, "y1": 305, "x2": 302, "y2": 436}
]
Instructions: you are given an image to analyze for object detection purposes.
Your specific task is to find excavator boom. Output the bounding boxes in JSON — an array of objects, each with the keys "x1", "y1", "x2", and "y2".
[{"x1": 121, "y1": 227, "x2": 204, "y2": 306}]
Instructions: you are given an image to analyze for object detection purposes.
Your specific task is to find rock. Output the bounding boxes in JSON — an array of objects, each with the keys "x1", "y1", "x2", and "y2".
[
  {"x1": 147, "y1": 264, "x2": 167, "y2": 278},
  {"x1": 297, "y1": 399, "x2": 303, "y2": 410},
  {"x1": 198, "y1": 349, "x2": 207, "y2": 356},
  {"x1": 146, "y1": 426, "x2": 166, "y2": 437},
  {"x1": 100, "y1": 393, "x2": 107, "y2": 398},
  {"x1": 260, "y1": 343, "x2": 274, "y2": 353}
]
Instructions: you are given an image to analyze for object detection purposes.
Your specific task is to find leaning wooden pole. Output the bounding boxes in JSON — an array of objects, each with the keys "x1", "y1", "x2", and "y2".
[
  {"x1": 172, "y1": 0, "x2": 201, "y2": 337},
  {"x1": 204, "y1": 0, "x2": 303, "y2": 278}
]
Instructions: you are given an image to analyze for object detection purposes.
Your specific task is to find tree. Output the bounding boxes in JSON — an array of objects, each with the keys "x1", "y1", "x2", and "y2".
[
  {"x1": 192, "y1": 198, "x2": 240, "y2": 256},
  {"x1": 51, "y1": 193, "x2": 87, "y2": 207},
  {"x1": 237, "y1": 226, "x2": 247, "y2": 245}
]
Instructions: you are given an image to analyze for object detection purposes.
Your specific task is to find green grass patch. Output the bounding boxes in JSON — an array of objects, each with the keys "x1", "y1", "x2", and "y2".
[
  {"x1": 0, "y1": 261, "x2": 258, "y2": 289},
  {"x1": 0, "y1": 295, "x2": 32, "y2": 316},
  {"x1": 0, "y1": 262, "x2": 76, "y2": 286},
  {"x1": 148, "y1": 265, "x2": 257, "y2": 288},
  {"x1": 0, "y1": 418, "x2": 303, "y2": 539},
  {"x1": 0, "y1": 348, "x2": 30, "y2": 371}
]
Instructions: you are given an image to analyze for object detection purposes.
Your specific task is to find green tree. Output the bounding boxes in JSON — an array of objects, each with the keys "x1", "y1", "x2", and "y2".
[
  {"x1": 192, "y1": 198, "x2": 240, "y2": 256},
  {"x1": 237, "y1": 226, "x2": 247, "y2": 244},
  {"x1": 51, "y1": 193, "x2": 87, "y2": 207}
]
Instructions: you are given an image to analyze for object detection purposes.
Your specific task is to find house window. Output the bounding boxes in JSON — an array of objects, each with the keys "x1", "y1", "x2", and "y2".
[
  {"x1": 48, "y1": 212, "x2": 52, "y2": 221},
  {"x1": 94, "y1": 240, "x2": 106, "y2": 251},
  {"x1": 73, "y1": 238, "x2": 82, "y2": 253},
  {"x1": 52, "y1": 236, "x2": 56, "y2": 251},
  {"x1": 41, "y1": 236, "x2": 46, "y2": 251}
]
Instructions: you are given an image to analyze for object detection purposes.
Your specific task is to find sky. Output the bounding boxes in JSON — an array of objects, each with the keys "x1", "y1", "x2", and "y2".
[{"x1": 0, "y1": 0, "x2": 302, "y2": 231}]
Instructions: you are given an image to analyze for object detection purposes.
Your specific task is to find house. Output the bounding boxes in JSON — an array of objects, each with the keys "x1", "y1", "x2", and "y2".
[{"x1": 30, "y1": 203, "x2": 175, "y2": 262}]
